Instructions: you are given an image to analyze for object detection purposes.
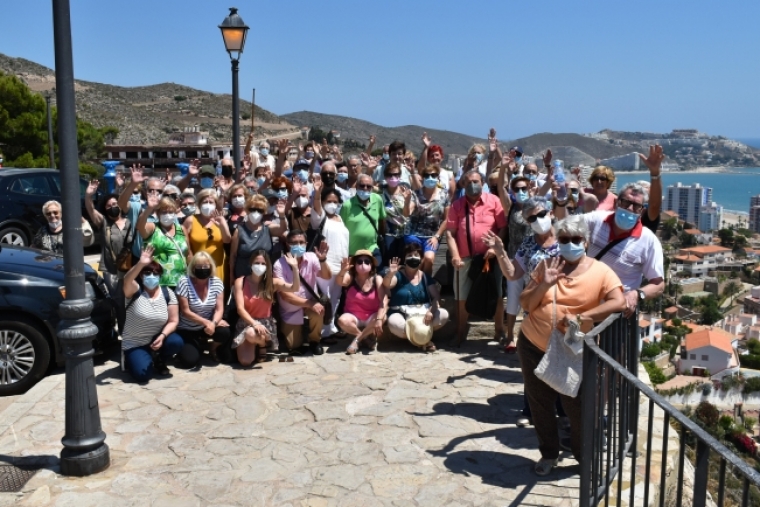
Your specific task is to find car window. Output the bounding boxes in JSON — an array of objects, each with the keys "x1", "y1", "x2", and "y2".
[
  {"x1": 9, "y1": 176, "x2": 53, "y2": 196},
  {"x1": 49, "y1": 174, "x2": 88, "y2": 198}
]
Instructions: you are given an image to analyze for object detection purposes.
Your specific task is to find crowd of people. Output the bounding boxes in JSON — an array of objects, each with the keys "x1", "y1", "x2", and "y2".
[{"x1": 35, "y1": 131, "x2": 666, "y2": 476}]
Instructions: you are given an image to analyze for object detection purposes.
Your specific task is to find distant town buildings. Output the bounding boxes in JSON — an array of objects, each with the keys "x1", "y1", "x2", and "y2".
[
  {"x1": 665, "y1": 182, "x2": 712, "y2": 225},
  {"x1": 743, "y1": 286, "x2": 760, "y2": 316},
  {"x1": 599, "y1": 152, "x2": 641, "y2": 171},
  {"x1": 674, "y1": 245, "x2": 733, "y2": 276},
  {"x1": 678, "y1": 328, "x2": 739, "y2": 378},
  {"x1": 749, "y1": 195, "x2": 760, "y2": 233},
  {"x1": 699, "y1": 202, "x2": 723, "y2": 233}
]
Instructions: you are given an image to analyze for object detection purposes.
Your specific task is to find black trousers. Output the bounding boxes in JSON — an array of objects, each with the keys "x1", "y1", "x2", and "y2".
[{"x1": 176, "y1": 326, "x2": 232, "y2": 367}]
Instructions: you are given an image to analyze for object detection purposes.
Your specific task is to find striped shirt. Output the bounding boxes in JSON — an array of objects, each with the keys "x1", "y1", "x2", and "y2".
[
  {"x1": 122, "y1": 288, "x2": 177, "y2": 350},
  {"x1": 175, "y1": 275, "x2": 224, "y2": 330}
]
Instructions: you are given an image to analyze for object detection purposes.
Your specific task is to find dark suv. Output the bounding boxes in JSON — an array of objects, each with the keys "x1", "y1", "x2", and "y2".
[
  {"x1": 0, "y1": 168, "x2": 99, "y2": 247},
  {"x1": 0, "y1": 245, "x2": 116, "y2": 395}
]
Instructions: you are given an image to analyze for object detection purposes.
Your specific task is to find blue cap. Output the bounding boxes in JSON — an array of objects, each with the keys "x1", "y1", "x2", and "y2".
[
  {"x1": 293, "y1": 159, "x2": 310, "y2": 170},
  {"x1": 510, "y1": 146, "x2": 524, "y2": 156}
]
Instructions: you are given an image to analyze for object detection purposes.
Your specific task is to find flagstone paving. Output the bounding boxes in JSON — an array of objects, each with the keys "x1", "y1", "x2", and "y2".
[{"x1": 0, "y1": 328, "x2": 589, "y2": 506}]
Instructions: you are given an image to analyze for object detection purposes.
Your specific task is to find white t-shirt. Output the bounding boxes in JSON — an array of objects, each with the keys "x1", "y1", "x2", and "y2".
[
  {"x1": 310, "y1": 210, "x2": 349, "y2": 274},
  {"x1": 175, "y1": 276, "x2": 225, "y2": 330},
  {"x1": 582, "y1": 211, "x2": 664, "y2": 292},
  {"x1": 122, "y1": 288, "x2": 178, "y2": 350}
]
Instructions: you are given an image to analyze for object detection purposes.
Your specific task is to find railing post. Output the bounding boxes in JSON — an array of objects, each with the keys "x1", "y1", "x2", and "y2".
[
  {"x1": 627, "y1": 310, "x2": 640, "y2": 445},
  {"x1": 580, "y1": 336, "x2": 599, "y2": 507}
]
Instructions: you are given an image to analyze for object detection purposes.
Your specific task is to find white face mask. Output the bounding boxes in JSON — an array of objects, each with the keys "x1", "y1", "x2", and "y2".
[
  {"x1": 48, "y1": 220, "x2": 61, "y2": 229},
  {"x1": 248, "y1": 211, "x2": 262, "y2": 225},
  {"x1": 323, "y1": 202, "x2": 338, "y2": 215},
  {"x1": 231, "y1": 196, "x2": 245, "y2": 208},
  {"x1": 530, "y1": 215, "x2": 553, "y2": 235},
  {"x1": 295, "y1": 196, "x2": 309, "y2": 208},
  {"x1": 251, "y1": 264, "x2": 267, "y2": 276},
  {"x1": 200, "y1": 203, "x2": 215, "y2": 217},
  {"x1": 159, "y1": 213, "x2": 175, "y2": 227}
]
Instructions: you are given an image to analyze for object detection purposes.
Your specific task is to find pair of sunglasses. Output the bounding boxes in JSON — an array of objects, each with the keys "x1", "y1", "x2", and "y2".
[
  {"x1": 558, "y1": 236, "x2": 584, "y2": 245},
  {"x1": 526, "y1": 210, "x2": 549, "y2": 223}
]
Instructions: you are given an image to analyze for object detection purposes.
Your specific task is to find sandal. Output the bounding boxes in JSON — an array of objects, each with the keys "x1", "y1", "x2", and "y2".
[
  {"x1": 255, "y1": 347, "x2": 270, "y2": 363},
  {"x1": 363, "y1": 335, "x2": 377, "y2": 351},
  {"x1": 424, "y1": 342, "x2": 436, "y2": 353},
  {"x1": 534, "y1": 458, "x2": 558, "y2": 477},
  {"x1": 346, "y1": 338, "x2": 360, "y2": 355},
  {"x1": 208, "y1": 345, "x2": 220, "y2": 363},
  {"x1": 504, "y1": 342, "x2": 517, "y2": 354},
  {"x1": 278, "y1": 356, "x2": 294, "y2": 363}
]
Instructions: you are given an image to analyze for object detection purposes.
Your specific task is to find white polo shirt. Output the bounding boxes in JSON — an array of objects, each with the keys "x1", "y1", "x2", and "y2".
[{"x1": 582, "y1": 211, "x2": 664, "y2": 292}]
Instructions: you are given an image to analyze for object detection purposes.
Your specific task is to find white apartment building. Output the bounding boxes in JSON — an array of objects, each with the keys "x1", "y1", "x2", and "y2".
[
  {"x1": 665, "y1": 182, "x2": 712, "y2": 225},
  {"x1": 699, "y1": 202, "x2": 723, "y2": 233},
  {"x1": 749, "y1": 195, "x2": 760, "y2": 233},
  {"x1": 598, "y1": 152, "x2": 641, "y2": 171},
  {"x1": 674, "y1": 245, "x2": 733, "y2": 276}
]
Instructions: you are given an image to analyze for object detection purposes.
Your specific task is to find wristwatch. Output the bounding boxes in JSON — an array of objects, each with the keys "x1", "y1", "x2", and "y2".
[{"x1": 636, "y1": 289, "x2": 646, "y2": 301}]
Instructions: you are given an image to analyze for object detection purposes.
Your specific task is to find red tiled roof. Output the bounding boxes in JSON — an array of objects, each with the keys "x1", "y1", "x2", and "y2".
[
  {"x1": 684, "y1": 329, "x2": 734, "y2": 355},
  {"x1": 683, "y1": 229, "x2": 703, "y2": 235}
]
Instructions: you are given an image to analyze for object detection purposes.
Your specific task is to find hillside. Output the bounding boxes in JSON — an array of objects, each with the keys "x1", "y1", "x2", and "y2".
[
  {"x1": 281, "y1": 111, "x2": 482, "y2": 155},
  {"x1": 0, "y1": 53, "x2": 295, "y2": 145},
  {"x1": 505, "y1": 133, "x2": 631, "y2": 161}
]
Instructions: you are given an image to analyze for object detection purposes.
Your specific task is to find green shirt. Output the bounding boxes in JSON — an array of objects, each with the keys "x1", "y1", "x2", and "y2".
[
  {"x1": 147, "y1": 222, "x2": 188, "y2": 287},
  {"x1": 340, "y1": 193, "x2": 387, "y2": 255}
]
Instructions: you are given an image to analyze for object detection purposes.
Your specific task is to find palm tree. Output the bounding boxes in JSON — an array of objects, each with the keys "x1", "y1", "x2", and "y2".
[{"x1": 724, "y1": 281, "x2": 741, "y2": 305}]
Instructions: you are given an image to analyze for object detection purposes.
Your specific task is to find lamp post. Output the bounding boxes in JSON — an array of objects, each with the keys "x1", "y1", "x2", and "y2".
[
  {"x1": 219, "y1": 7, "x2": 249, "y2": 178},
  {"x1": 52, "y1": 0, "x2": 109, "y2": 476},
  {"x1": 46, "y1": 92, "x2": 56, "y2": 168}
]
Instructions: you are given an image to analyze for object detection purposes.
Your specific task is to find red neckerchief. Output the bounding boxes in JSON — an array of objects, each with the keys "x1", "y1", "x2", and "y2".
[{"x1": 605, "y1": 211, "x2": 643, "y2": 241}]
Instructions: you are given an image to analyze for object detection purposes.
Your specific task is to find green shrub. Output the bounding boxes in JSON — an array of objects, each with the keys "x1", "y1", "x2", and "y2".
[
  {"x1": 644, "y1": 361, "x2": 667, "y2": 385},
  {"x1": 719, "y1": 414, "x2": 735, "y2": 431},
  {"x1": 695, "y1": 401, "x2": 720, "y2": 429},
  {"x1": 743, "y1": 376, "x2": 760, "y2": 394},
  {"x1": 641, "y1": 342, "x2": 662, "y2": 359}
]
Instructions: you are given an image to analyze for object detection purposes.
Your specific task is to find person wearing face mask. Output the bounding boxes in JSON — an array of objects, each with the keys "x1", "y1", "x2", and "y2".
[
  {"x1": 406, "y1": 164, "x2": 450, "y2": 277},
  {"x1": 225, "y1": 183, "x2": 249, "y2": 236},
  {"x1": 198, "y1": 164, "x2": 219, "y2": 192},
  {"x1": 174, "y1": 252, "x2": 231, "y2": 366},
  {"x1": 562, "y1": 176, "x2": 598, "y2": 215},
  {"x1": 291, "y1": 159, "x2": 313, "y2": 191},
  {"x1": 554, "y1": 182, "x2": 665, "y2": 320},
  {"x1": 230, "y1": 194, "x2": 286, "y2": 281},
  {"x1": 178, "y1": 192, "x2": 197, "y2": 225},
  {"x1": 381, "y1": 162, "x2": 416, "y2": 268},
  {"x1": 252, "y1": 141, "x2": 275, "y2": 171},
  {"x1": 382, "y1": 243, "x2": 448, "y2": 352},
  {"x1": 414, "y1": 135, "x2": 456, "y2": 201},
  {"x1": 137, "y1": 195, "x2": 189, "y2": 289},
  {"x1": 273, "y1": 230, "x2": 333, "y2": 355},
  {"x1": 336, "y1": 250, "x2": 387, "y2": 354},
  {"x1": 446, "y1": 170, "x2": 507, "y2": 345},
  {"x1": 311, "y1": 182, "x2": 350, "y2": 340},
  {"x1": 233, "y1": 251, "x2": 301, "y2": 365},
  {"x1": 319, "y1": 160, "x2": 352, "y2": 202},
  {"x1": 584, "y1": 166, "x2": 617, "y2": 211},
  {"x1": 370, "y1": 140, "x2": 412, "y2": 185},
  {"x1": 340, "y1": 174, "x2": 387, "y2": 267},
  {"x1": 183, "y1": 189, "x2": 231, "y2": 290},
  {"x1": 85, "y1": 182, "x2": 133, "y2": 332},
  {"x1": 515, "y1": 215, "x2": 625, "y2": 475},
  {"x1": 33, "y1": 200, "x2": 92, "y2": 254},
  {"x1": 121, "y1": 246, "x2": 184, "y2": 383},
  {"x1": 286, "y1": 180, "x2": 316, "y2": 245},
  {"x1": 118, "y1": 165, "x2": 165, "y2": 264}
]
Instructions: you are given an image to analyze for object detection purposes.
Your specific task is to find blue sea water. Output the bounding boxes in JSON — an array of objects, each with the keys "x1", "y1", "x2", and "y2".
[{"x1": 615, "y1": 168, "x2": 760, "y2": 213}]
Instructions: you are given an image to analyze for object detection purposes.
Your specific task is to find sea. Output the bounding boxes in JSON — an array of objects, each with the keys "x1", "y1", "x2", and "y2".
[{"x1": 615, "y1": 167, "x2": 760, "y2": 214}]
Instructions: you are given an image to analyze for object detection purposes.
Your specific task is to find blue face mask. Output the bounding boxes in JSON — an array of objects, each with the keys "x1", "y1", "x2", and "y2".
[
  {"x1": 283, "y1": 169, "x2": 293, "y2": 178},
  {"x1": 356, "y1": 190, "x2": 371, "y2": 201},
  {"x1": 559, "y1": 241, "x2": 586, "y2": 262},
  {"x1": 528, "y1": 174, "x2": 537, "y2": 182},
  {"x1": 474, "y1": 153, "x2": 484, "y2": 164},
  {"x1": 276, "y1": 190, "x2": 289, "y2": 200},
  {"x1": 259, "y1": 148, "x2": 269, "y2": 156},
  {"x1": 614, "y1": 207, "x2": 639, "y2": 231},
  {"x1": 423, "y1": 177, "x2": 438, "y2": 189},
  {"x1": 336, "y1": 172, "x2": 348, "y2": 183},
  {"x1": 290, "y1": 244, "x2": 306, "y2": 257},
  {"x1": 382, "y1": 153, "x2": 390, "y2": 161},
  {"x1": 305, "y1": 151, "x2": 315, "y2": 160},
  {"x1": 515, "y1": 190, "x2": 529, "y2": 203},
  {"x1": 514, "y1": 156, "x2": 522, "y2": 165},
  {"x1": 129, "y1": 194, "x2": 141, "y2": 203},
  {"x1": 297, "y1": 170, "x2": 309, "y2": 182},
  {"x1": 142, "y1": 274, "x2": 160, "y2": 290},
  {"x1": 200, "y1": 177, "x2": 215, "y2": 189},
  {"x1": 256, "y1": 176, "x2": 266, "y2": 187}
]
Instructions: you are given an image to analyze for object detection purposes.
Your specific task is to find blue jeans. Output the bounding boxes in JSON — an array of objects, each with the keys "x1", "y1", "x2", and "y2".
[{"x1": 123, "y1": 333, "x2": 184, "y2": 383}]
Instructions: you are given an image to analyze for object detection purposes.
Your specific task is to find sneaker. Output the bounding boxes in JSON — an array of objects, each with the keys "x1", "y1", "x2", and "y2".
[
  {"x1": 516, "y1": 416, "x2": 532, "y2": 427},
  {"x1": 534, "y1": 457, "x2": 558, "y2": 476},
  {"x1": 153, "y1": 358, "x2": 171, "y2": 377},
  {"x1": 310, "y1": 342, "x2": 324, "y2": 355}
]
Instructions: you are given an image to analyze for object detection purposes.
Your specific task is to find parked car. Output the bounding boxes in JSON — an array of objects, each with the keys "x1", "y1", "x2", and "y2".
[
  {"x1": 0, "y1": 245, "x2": 116, "y2": 396},
  {"x1": 0, "y1": 168, "x2": 101, "y2": 248}
]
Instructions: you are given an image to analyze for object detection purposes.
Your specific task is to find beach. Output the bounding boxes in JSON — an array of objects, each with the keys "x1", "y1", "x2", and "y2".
[{"x1": 621, "y1": 166, "x2": 731, "y2": 175}]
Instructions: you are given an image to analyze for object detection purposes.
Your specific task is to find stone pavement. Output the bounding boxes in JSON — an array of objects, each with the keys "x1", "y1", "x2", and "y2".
[{"x1": 0, "y1": 325, "x2": 587, "y2": 507}]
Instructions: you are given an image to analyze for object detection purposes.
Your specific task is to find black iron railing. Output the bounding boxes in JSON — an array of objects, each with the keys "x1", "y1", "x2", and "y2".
[{"x1": 579, "y1": 312, "x2": 760, "y2": 507}]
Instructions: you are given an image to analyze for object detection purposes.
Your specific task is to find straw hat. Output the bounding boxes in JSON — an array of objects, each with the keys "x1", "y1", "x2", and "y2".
[
  {"x1": 353, "y1": 249, "x2": 377, "y2": 267},
  {"x1": 405, "y1": 315, "x2": 433, "y2": 347}
]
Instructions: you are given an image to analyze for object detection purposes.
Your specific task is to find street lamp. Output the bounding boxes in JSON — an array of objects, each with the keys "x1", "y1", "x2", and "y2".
[
  {"x1": 52, "y1": 0, "x2": 109, "y2": 476},
  {"x1": 219, "y1": 7, "x2": 249, "y2": 177}
]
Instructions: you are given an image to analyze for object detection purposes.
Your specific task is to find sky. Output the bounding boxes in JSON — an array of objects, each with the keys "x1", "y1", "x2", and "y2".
[{"x1": 1, "y1": 0, "x2": 759, "y2": 141}]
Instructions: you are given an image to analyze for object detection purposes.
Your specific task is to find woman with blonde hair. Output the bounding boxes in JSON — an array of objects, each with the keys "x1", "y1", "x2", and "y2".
[
  {"x1": 175, "y1": 251, "x2": 230, "y2": 366},
  {"x1": 585, "y1": 166, "x2": 617, "y2": 211},
  {"x1": 407, "y1": 164, "x2": 450, "y2": 277},
  {"x1": 229, "y1": 194, "x2": 286, "y2": 281},
  {"x1": 138, "y1": 194, "x2": 189, "y2": 288},
  {"x1": 233, "y1": 250, "x2": 301, "y2": 365},
  {"x1": 183, "y1": 188, "x2": 231, "y2": 287}
]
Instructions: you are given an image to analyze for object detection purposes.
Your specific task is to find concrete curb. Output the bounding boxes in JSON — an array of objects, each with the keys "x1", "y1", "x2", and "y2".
[{"x1": 0, "y1": 373, "x2": 64, "y2": 438}]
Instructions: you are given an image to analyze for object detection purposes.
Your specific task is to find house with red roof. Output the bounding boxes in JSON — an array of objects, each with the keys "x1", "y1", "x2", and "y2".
[{"x1": 678, "y1": 328, "x2": 739, "y2": 379}]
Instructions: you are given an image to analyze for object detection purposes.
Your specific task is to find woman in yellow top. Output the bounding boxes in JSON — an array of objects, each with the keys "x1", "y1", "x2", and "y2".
[{"x1": 183, "y1": 189, "x2": 231, "y2": 288}]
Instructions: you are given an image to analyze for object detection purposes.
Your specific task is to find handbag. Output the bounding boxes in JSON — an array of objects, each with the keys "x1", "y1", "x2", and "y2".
[
  {"x1": 108, "y1": 219, "x2": 134, "y2": 273},
  {"x1": 533, "y1": 286, "x2": 585, "y2": 398},
  {"x1": 307, "y1": 214, "x2": 327, "y2": 253},
  {"x1": 299, "y1": 272, "x2": 333, "y2": 322},
  {"x1": 464, "y1": 257, "x2": 498, "y2": 319}
]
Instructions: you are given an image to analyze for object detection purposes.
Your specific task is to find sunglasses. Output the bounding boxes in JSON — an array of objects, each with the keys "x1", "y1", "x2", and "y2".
[
  {"x1": 591, "y1": 176, "x2": 608, "y2": 182},
  {"x1": 425, "y1": 173, "x2": 440, "y2": 178},
  {"x1": 274, "y1": 187, "x2": 288, "y2": 191},
  {"x1": 164, "y1": 193, "x2": 178, "y2": 200},
  {"x1": 45, "y1": 211, "x2": 60, "y2": 217},
  {"x1": 247, "y1": 208, "x2": 266, "y2": 214},
  {"x1": 386, "y1": 173, "x2": 401, "y2": 178},
  {"x1": 357, "y1": 184, "x2": 373, "y2": 190},
  {"x1": 147, "y1": 189, "x2": 161, "y2": 194},
  {"x1": 141, "y1": 270, "x2": 160, "y2": 276},
  {"x1": 513, "y1": 186, "x2": 528, "y2": 191},
  {"x1": 206, "y1": 228, "x2": 215, "y2": 241},
  {"x1": 526, "y1": 210, "x2": 549, "y2": 223},
  {"x1": 355, "y1": 258, "x2": 373, "y2": 266},
  {"x1": 618, "y1": 197, "x2": 644, "y2": 213},
  {"x1": 558, "y1": 236, "x2": 585, "y2": 245}
]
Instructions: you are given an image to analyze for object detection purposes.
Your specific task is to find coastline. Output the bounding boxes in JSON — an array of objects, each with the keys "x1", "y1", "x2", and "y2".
[{"x1": 622, "y1": 166, "x2": 734, "y2": 175}]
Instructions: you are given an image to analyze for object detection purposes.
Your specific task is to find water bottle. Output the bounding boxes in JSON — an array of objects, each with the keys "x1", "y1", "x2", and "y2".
[{"x1": 553, "y1": 160, "x2": 567, "y2": 200}]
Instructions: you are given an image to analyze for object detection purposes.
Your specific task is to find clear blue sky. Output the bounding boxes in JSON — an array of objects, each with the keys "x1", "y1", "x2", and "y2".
[{"x1": 1, "y1": 0, "x2": 759, "y2": 141}]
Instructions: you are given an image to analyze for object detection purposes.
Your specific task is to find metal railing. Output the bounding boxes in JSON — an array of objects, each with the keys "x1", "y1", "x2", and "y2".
[{"x1": 579, "y1": 312, "x2": 760, "y2": 507}]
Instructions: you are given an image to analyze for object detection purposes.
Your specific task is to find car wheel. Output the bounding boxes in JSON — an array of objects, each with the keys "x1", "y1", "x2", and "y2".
[
  {"x1": 0, "y1": 320, "x2": 51, "y2": 396},
  {"x1": 0, "y1": 227, "x2": 28, "y2": 247}
]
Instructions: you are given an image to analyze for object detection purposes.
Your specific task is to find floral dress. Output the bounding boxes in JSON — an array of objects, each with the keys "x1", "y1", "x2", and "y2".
[
  {"x1": 514, "y1": 234, "x2": 560, "y2": 283},
  {"x1": 383, "y1": 188, "x2": 416, "y2": 237},
  {"x1": 409, "y1": 189, "x2": 449, "y2": 238},
  {"x1": 147, "y1": 222, "x2": 189, "y2": 287}
]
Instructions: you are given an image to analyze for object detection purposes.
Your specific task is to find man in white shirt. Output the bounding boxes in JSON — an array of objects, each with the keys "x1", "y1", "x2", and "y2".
[{"x1": 250, "y1": 141, "x2": 275, "y2": 171}]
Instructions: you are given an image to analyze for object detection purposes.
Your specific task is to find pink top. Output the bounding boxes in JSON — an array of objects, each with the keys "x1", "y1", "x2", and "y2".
[
  {"x1": 242, "y1": 277, "x2": 272, "y2": 319},
  {"x1": 344, "y1": 280, "x2": 380, "y2": 321},
  {"x1": 446, "y1": 193, "x2": 506, "y2": 258},
  {"x1": 273, "y1": 252, "x2": 321, "y2": 325},
  {"x1": 586, "y1": 188, "x2": 617, "y2": 211}
]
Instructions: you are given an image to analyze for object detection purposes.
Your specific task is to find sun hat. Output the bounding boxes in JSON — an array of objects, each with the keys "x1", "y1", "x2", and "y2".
[
  {"x1": 352, "y1": 249, "x2": 377, "y2": 267},
  {"x1": 405, "y1": 314, "x2": 433, "y2": 347}
]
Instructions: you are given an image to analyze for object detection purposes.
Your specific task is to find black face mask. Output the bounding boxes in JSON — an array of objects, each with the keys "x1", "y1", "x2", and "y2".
[
  {"x1": 321, "y1": 173, "x2": 336, "y2": 185},
  {"x1": 405, "y1": 257, "x2": 422, "y2": 269},
  {"x1": 106, "y1": 207, "x2": 121, "y2": 218},
  {"x1": 194, "y1": 267, "x2": 212, "y2": 280},
  {"x1": 221, "y1": 165, "x2": 233, "y2": 178}
]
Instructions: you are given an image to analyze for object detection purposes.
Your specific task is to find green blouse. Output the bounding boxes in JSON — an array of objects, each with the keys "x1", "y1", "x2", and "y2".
[{"x1": 147, "y1": 222, "x2": 188, "y2": 287}]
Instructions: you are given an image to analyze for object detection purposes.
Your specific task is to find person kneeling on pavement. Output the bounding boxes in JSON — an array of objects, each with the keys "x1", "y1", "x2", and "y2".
[
  {"x1": 121, "y1": 246, "x2": 184, "y2": 383},
  {"x1": 273, "y1": 230, "x2": 332, "y2": 355}
]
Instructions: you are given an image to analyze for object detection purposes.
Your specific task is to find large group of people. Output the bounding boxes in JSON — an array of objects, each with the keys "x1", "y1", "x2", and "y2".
[{"x1": 37, "y1": 132, "x2": 667, "y2": 477}]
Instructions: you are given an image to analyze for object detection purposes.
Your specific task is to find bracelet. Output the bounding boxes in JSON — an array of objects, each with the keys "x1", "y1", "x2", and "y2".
[
  {"x1": 319, "y1": 258, "x2": 326, "y2": 263},
  {"x1": 651, "y1": 175, "x2": 661, "y2": 180}
]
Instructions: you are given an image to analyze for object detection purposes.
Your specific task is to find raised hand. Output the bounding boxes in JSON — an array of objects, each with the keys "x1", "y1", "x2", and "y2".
[
  {"x1": 543, "y1": 149, "x2": 553, "y2": 168},
  {"x1": 292, "y1": 179, "x2": 303, "y2": 195},
  {"x1": 488, "y1": 128, "x2": 497, "y2": 152},
  {"x1": 360, "y1": 152, "x2": 379, "y2": 170},
  {"x1": 188, "y1": 159, "x2": 200, "y2": 176},
  {"x1": 115, "y1": 172, "x2": 125, "y2": 188},
  {"x1": 401, "y1": 186, "x2": 413, "y2": 202},
  {"x1": 422, "y1": 132, "x2": 431, "y2": 148},
  {"x1": 369, "y1": 134, "x2": 376, "y2": 144},
  {"x1": 275, "y1": 200, "x2": 286, "y2": 216},
  {"x1": 86, "y1": 179, "x2": 99, "y2": 196},
  {"x1": 130, "y1": 164, "x2": 145, "y2": 184},
  {"x1": 314, "y1": 240, "x2": 329, "y2": 261},
  {"x1": 277, "y1": 138, "x2": 289, "y2": 157},
  {"x1": 388, "y1": 257, "x2": 400, "y2": 274},
  {"x1": 283, "y1": 252, "x2": 298, "y2": 269},
  {"x1": 146, "y1": 193, "x2": 160, "y2": 210},
  {"x1": 313, "y1": 142, "x2": 322, "y2": 158},
  {"x1": 139, "y1": 245, "x2": 155, "y2": 265},
  {"x1": 639, "y1": 144, "x2": 664, "y2": 175},
  {"x1": 242, "y1": 154, "x2": 251, "y2": 172},
  {"x1": 571, "y1": 166, "x2": 581, "y2": 178},
  {"x1": 539, "y1": 257, "x2": 566, "y2": 286},
  {"x1": 312, "y1": 175, "x2": 323, "y2": 193},
  {"x1": 165, "y1": 168, "x2": 172, "y2": 182},
  {"x1": 481, "y1": 231, "x2": 504, "y2": 255}
]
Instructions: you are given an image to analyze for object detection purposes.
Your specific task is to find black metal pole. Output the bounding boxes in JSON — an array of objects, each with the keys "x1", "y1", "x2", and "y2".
[
  {"x1": 46, "y1": 94, "x2": 56, "y2": 168},
  {"x1": 52, "y1": 0, "x2": 109, "y2": 477},
  {"x1": 231, "y1": 58, "x2": 240, "y2": 177}
]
